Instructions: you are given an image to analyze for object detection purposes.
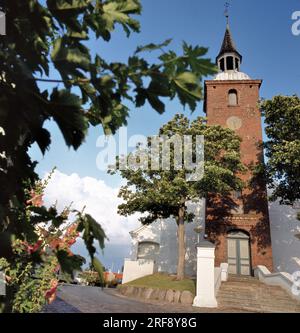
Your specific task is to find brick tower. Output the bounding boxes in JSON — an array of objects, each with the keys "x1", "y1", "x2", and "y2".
[{"x1": 204, "y1": 21, "x2": 273, "y2": 275}]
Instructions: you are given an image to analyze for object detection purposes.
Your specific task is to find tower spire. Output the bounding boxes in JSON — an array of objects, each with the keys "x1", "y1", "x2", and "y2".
[
  {"x1": 225, "y1": 2, "x2": 230, "y2": 25},
  {"x1": 216, "y1": 4, "x2": 242, "y2": 73}
]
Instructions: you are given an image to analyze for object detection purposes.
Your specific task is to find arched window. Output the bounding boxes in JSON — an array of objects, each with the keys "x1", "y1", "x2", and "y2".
[
  {"x1": 226, "y1": 56, "x2": 234, "y2": 70},
  {"x1": 220, "y1": 58, "x2": 225, "y2": 71},
  {"x1": 235, "y1": 58, "x2": 240, "y2": 71},
  {"x1": 228, "y1": 89, "x2": 238, "y2": 106},
  {"x1": 137, "y1": 241, "x2": 160, "y2": 261}
]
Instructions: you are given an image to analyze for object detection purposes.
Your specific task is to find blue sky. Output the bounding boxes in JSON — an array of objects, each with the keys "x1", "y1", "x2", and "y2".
[
  {"x1": 30, "y1": 0, "x2": 300, "y2": 184},
  {"x1": 29, "y1": 0, "x2": 300, "y2": 270}
]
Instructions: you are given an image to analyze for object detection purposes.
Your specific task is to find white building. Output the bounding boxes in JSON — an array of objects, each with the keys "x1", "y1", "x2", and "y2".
[{"x1": 122, "y1": 199, "x2": 300, "y2": 284}]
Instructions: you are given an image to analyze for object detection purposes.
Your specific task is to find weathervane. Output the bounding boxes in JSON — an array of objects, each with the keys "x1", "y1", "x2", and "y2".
[{"x1": 224, "y1": 2, "x2": 230, "y2": 24}]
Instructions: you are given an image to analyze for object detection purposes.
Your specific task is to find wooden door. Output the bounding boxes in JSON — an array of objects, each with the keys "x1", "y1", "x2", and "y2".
[{"x1": 227, "y1": 231, "x2": 251, "y2": 275}]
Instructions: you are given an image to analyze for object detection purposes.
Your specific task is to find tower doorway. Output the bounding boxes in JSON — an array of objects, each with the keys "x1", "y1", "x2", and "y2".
[{"x1": 227, "y1": 230, "x2": 251, "y2": 276}]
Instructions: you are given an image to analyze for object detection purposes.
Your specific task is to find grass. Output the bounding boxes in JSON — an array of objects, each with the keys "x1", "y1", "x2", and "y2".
[{"x1": 122, "y1": 273, "x2": 196, "y2": 295}]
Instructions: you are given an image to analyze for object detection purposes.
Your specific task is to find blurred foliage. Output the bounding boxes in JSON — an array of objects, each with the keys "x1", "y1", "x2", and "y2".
[
  {"x1": 260, "y1": 95, "x2": 300, "y2": 209},
  {"x1": 0, "y1": 0, "x2": 216, "y2": 311}
]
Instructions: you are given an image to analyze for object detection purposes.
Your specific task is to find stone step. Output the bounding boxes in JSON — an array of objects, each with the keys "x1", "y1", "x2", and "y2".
[
  {"x1": 218, "y1": 298, "x2": 300, "y2": 311},
  {"x1": 219, "y1": 305, "x2": 266, "y2": 313},
  {"x1": 218, "y1": 296, "x2": 299, "y2": 308},
  {"x1": 219, "y1": 290, "x2": 289, "y2": 298},
  {"x1": 223, "y1": 305, "x2": 298, "y2": 314},
  {"x1": 218, "y1": 291, "x2": 289, "y2": 299},
  {"x1": 217, "y1": 278, "x2": 300, "y2": 313},
  {"x1": 228, "y1": 275, "x2": 259, "y2": 282},
  {"x1": 221, "y1": 289, "x2": 292, "y2": 296},
  {"x1": 220, "y1": 284, "x2": 292, "y2": 294},
  {"x1": 260, "y1": 305, "x2": 300, "y2": 312},
  {"x1": 218, "y1": 290, "x2": 292, "y2": 299},
  {"x1": 218, "y1": 294, "x2": 295, "y2": 303},
  {"x1": 220, "y1": 282, "x2": 262, "y2": 289}
]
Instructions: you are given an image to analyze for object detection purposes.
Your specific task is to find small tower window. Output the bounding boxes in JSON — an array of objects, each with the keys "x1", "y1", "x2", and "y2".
[
  {"x1": 226, "y1": 56, "x2": 234, "y2": 70},
  {"x1": 235, "y1": 58, "x2": 239, "y2": 71},
  {"x1": 220, "y1": 58, "x2": 225, "y2": 71},
  {"x1": 228, "y1": 89, "x2": 238, "y2": 106}
]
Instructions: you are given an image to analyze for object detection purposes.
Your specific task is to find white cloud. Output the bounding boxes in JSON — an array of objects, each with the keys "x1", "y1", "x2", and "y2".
[{"x1": 43, "y1": 170, "x2": 140, "y2": 246}]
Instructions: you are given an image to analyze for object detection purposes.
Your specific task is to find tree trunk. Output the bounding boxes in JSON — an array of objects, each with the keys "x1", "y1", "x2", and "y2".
[{"x1": 176, "y1": 206, "x2": 186, "y2": 281}]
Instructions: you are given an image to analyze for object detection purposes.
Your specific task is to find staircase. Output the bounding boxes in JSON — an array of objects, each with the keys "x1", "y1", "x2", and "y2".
[{"x1": 217, "y1": 275, "x2": 300, "y2": 313}]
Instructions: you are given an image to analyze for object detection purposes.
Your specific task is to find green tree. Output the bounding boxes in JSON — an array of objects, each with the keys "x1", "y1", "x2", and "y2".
[
  {"x1": 111, "y1": 114, "x2": 244, "y2": 280},
  {"x1": 260, "y1": 95, "x2": 300, "y2": 210}
]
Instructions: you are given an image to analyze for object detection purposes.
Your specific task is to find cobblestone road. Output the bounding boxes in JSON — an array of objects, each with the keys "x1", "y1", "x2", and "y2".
[{"x1": 43, "y1": 284, "x2": 253, "y2": 313}]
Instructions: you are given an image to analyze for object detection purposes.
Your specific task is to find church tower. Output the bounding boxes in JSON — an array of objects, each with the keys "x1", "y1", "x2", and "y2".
[{"x1": 204, "y1": 19, "x2": 273, "y2": 274}]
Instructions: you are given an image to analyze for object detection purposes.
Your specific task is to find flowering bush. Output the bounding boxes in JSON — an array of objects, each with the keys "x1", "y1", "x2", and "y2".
[
  {"x1": 0, "y1": 171, "x2": 106, "y2": 313},
  {"x1": 79, "y1": 270, "x2": 101, "y2": 286}
]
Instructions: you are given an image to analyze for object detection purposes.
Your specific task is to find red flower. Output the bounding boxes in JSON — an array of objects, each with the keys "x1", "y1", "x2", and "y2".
[
  {"x1": 53, "y1": 264, "x2": 60, "y2": 273},
  {"x1": 45, "y1": 279, "x2": 58, "y2": 304},
  {"x1": 67, "y1": 238, "x2": 76, "y2": 246},
  {"x1": 49, "y1": 238, "x2": 63, "y2": 250},
  {"x1": 26, "y1": 190, "x2": 44, "y2": 207},
  {"x1": 23, "y1": 240, "x2": 43, "y2": 254},
  {"x1": 65, "y1": 224, "x2": 78, "y2": 236}
]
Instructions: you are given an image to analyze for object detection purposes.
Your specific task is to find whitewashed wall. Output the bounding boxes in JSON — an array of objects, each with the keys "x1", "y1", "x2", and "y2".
[
  {"x1": 269, "y1": 201, "x2": 300, "y2": 275},
  {"x1": 122, "y1": 259, "x2": 156, "y2": 284},
  {"x1": 129, "y1": 200, "x2": 206, "y2": 277},
  {"x1": 128, "y1": 199, "x2": 300, "y2": 277}
]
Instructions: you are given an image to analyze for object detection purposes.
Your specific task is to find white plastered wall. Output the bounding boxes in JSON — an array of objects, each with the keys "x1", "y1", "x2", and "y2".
[
  {"x1": 269, "y1": 200, "x2": 300, "y2": 275},
  {"x1": 129, "y1": 200, "x2": 206, "y2": 277}
]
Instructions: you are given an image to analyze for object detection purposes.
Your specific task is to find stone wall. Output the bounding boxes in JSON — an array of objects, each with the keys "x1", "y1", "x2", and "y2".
[{"x1": 119, "y1": 285, "x2": 194, "y2": 305}]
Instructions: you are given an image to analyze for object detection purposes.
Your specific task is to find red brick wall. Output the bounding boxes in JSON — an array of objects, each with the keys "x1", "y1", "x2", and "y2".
[{"x1": 204, "y1": 79, "x2": 273, "y2": 273}]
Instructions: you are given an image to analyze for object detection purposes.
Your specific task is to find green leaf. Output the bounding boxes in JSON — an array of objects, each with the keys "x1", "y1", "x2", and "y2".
[
  {"x1": 67, "y1": 30, "x2": 88, "y2": 40},
  {"x1": 92, "y1": 257, "x2": 104, "y2": 283},
  {"x1": 148, "y1": 77, "x2": 170, "y2": 97},
  {"x1": 174, "y1": 72, "x2": 202, "y2": 99},
  {"x1": 146, "y1": 93, "x2": 165, "y2": 114},
  {"x1": 183, "y1": 42, "x2": 208, "y2": 58},
  {"x1": 48, "y1": 0, "x2": 91, "y2": 11},
  {"x1": 29, "y1": 206, "x2": 58, "y2": 222},
  {"x1": 34, "y1": 128, "x2": 51, "y2": 155},
  {"x1": 102, "y1": 0, "x2": 141, "y2": 36},
  {"x1": 57, "y1": 250, "x2": 85, "y2": 276},
  {"x1": 51, "y1": 37, "x2": 91, "y2": 71},
  {"x1": 48, "y1": 88, "x2": 88, "y2": 149},
  {"x1": 135, "y1": 38, "x2": 172, "y2": 54},
  {"x1": 77, "y1": 213, "x2": 107, "y2": 260}
]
